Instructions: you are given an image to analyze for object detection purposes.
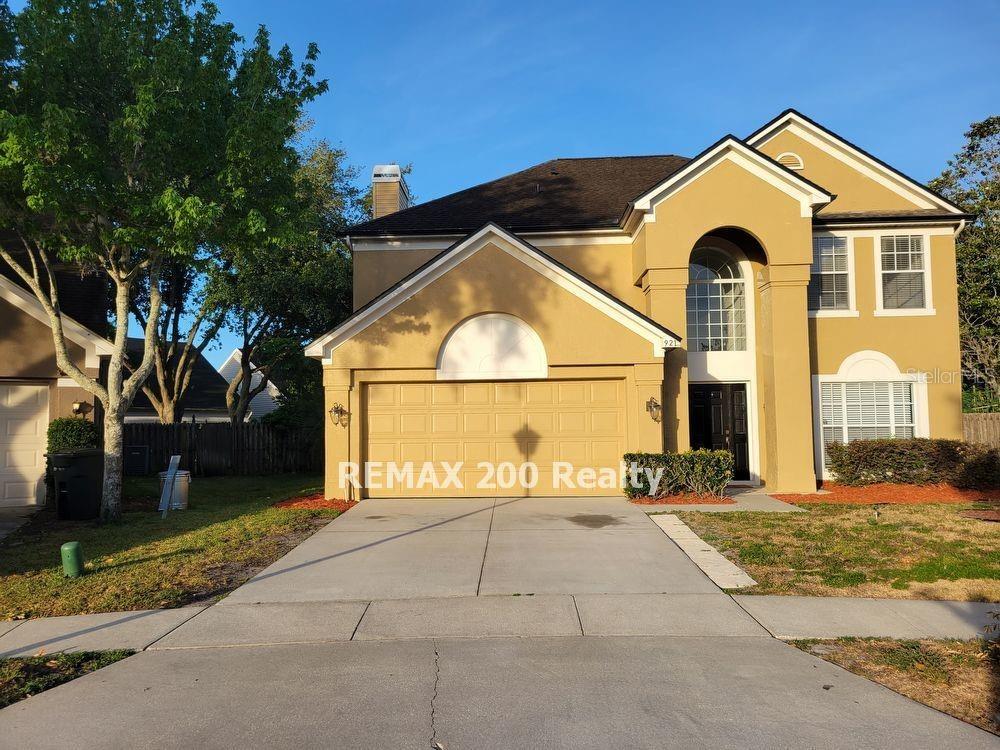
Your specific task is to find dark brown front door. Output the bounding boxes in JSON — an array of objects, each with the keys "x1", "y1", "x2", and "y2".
[{"x1": 688, "y1": 383, "x2": 750, "y2": 481}]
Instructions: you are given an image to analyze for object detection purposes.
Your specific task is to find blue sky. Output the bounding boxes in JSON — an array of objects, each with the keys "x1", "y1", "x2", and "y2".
[{"x1": 13, "y1": 1, "x2": 1000, "y2": 366}]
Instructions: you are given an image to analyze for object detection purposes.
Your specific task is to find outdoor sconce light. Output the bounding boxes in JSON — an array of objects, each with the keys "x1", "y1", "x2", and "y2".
[
  {"x1": 329, "y1": 402, "x2": 349, "y2": 427},
  {"x1": 71, "y1": 401, "x2": 92, "y2": 416},
  {"x1": 645, "y1": 397, "x2": 662, "y2": 423}
]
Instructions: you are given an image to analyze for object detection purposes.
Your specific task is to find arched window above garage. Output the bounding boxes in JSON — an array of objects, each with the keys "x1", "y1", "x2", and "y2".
[{"x1": 437, "y1": 313, "x2": 548, "y2": 380}]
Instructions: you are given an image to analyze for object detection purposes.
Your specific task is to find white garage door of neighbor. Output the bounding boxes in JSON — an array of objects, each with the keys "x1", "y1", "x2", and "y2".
[{"x1": 0, "y1": 383, "x2": 49, "y2": 506}]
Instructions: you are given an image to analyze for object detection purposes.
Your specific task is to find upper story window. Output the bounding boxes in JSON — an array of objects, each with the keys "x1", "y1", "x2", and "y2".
[
  {"x1": 878, "y1": 235, "x2": 930, "y2": 313},
  {"x1": 808, "y1": 236, "x2": 850, "y2": 311},
  {"x1": 686, "y1": 248, "x2": 746, "y2": 352}
]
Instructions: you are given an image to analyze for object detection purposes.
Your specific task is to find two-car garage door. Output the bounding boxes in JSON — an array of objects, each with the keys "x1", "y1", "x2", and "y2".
[
  {"x1": 0, "y1": 383, "x2": 48, "y2": 506},
  {"x1": 364, "y1": 379, "x2": 626, "y2": 497}
]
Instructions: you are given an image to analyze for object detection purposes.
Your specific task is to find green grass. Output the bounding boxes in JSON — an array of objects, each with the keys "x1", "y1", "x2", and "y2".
[
  {"x1": 0, "y1": 474, "x2": 338, "y2": 619},
  {"x1": 677, "y1": 503, "x2": 1000, "y2": 600},
  {"x1": 0, "y1": 650, "x2": 133, "y2": 708},
  {"x1": 793, "y1": 638, "x2": 999, "y2": 734}
]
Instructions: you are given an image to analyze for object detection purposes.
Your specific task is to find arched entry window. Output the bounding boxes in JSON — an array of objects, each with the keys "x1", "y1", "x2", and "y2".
[
  {"x1": 437, "y1": 313, "x2": 547, "y2": 380},
  {"x1": 687, "y1": 248, "x2": 747, "y2": 352}
]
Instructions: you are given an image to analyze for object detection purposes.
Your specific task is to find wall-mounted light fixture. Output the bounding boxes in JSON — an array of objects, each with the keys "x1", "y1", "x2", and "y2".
[
  {"x1": 645, "y1": 397, "x2": 662, "y2": 423},
  {"x1": 329, "y1": 402, "x2": 349, "y2": 428}
]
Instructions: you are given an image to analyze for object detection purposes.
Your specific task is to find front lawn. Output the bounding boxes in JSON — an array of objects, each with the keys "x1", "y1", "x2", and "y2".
[
  {"x1": 794, "y1": 638, "x2": 998, "y2": 735},
  {"x1": 0, "y1": 474, "x2": 339, "y2": 619},
  {"x1": 0, "y1": 650, "x2": 133, "y2": 709},
  {"x1": 677, "y1": 503, "x2": 1000, "y2": 600}
]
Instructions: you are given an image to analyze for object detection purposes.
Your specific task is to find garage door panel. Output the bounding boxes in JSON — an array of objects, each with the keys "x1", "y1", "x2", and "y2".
[
  {"x1": 558, "y1": 412, "x2": 587, "y2": 433},
  {"x1": 0, "y1": 383, "x2": 48, "y2": 507},
  {"x1": 463, "y1": 441, "x2": 492, "y2": 463},
  {"x1": 590, "y1": 380, "x2": 621, "y2": 403},
  {"x1": 367, "y1": 383, "x2": 397, "y2": 406},
  {"x1": 494, "y1": 413, "x2": 521, "y2": 434},
  {"x1": 525, "y1": 382, "x2": 554, "y2": 403},
  {"x1": 430, "y1": 413, "x2": 459, "y2": 434},
  {"x1": 462, "y1": 383, "x2": 490, "y2": 404},
  {"x1": 590, "y1": 411, "x2": 621, "y2": 433},
  {"x1": 365, "y1": 379, "x2": 625, "y2": 498},
  {"x1": 459, "y1": 413, "x2": 488, "y2": 435}
]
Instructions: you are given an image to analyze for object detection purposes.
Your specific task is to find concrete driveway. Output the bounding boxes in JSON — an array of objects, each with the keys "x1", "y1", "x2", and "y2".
[
  {"x1": 3, "y1": 496, "x2": 996, "y2": 747},
  {"x1": 222, "y1": 496, "x2": 719, "y2": 604}
]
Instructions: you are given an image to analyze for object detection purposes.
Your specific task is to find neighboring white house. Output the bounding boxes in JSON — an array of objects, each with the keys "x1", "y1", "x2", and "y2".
[{"x1": 217, "y1": 349, "x2": 282, "y2": 420}]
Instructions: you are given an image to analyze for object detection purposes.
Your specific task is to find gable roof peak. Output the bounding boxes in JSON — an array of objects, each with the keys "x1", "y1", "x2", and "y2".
[{"x1": 745, "y1": 109, "x2": 964, "y2": 214}]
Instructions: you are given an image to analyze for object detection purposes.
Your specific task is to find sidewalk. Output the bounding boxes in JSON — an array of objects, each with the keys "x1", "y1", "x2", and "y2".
[{"x1": 1, "y1": 594, "x2": 995, "y2": 655}]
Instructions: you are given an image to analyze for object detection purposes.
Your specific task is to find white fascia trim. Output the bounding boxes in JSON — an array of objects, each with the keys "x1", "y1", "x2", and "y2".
[
  {"x1": 217, "y1": 348, "x2": 244, "y2": 378},
  {"x1": 747, "y1": 113, "x2": 961, "y2": 214},
  {"x1": 305, "y1": 224, "x2": 678, "y2": 362},
  {"x1": 0, "y1": 274, "x2": 114, "y2": 368},
  {"x1": 631, "y1": 137, "x2": 832, "y2": 220}
]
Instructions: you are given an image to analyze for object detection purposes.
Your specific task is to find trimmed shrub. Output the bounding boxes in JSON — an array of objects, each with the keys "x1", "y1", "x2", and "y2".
[
  {"x1": 623, "y1": 450, "x2": 734, "y2": 498},
  {"x1": 46, "y1": 417, "x2": 99, "y2": 454},
  {"x1": 826, "y1": 438, "x2": 1000, "y2": 489}
]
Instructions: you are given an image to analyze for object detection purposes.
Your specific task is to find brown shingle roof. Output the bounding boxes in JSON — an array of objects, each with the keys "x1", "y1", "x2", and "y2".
[
  {"x1": 347, "y1": 155, "x2": 690, "y2": 236},
  {"x1": 814, "y1": 208, "x2": 972, "y2": 222}
]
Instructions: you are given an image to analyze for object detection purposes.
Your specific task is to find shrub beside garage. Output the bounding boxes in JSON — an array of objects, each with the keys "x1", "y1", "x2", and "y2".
[
  {"x1": 623, "y1": 450, "x2": 734, "y2": 498},
  {"x1": 827, "y1": 438, "x2": 1000, "y2": 488}
]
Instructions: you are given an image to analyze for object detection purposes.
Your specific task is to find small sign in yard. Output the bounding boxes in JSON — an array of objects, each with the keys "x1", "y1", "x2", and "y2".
[{"x1": 158, "y1": 455, "x2": 182, "y2": 519}]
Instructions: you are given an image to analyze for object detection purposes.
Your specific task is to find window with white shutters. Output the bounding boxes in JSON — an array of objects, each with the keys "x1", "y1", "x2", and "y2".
[
  {"x1": 819, "y1": 381, "x2": 915, "y2": 463},
  {"x1": 808, "y1": 236, "x2": 850, "y2": 310},
  {"x1": 880, "y1": 235, "x2": 927, "y2": 309}
]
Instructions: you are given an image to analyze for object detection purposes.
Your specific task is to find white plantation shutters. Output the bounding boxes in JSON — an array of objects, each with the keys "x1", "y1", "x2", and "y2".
[
  {"x1": 880, "y1": 235, "x2": 926, "y2": 309},
  {"x1": 808, "y1": 236, "x2": 849, "y2": 310},
  {"x1": 819, "y1": 381, "x2": 916, "y2": 462}
]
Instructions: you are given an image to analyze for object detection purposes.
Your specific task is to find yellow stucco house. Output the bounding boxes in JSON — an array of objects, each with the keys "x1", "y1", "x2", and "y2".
[{"x1": 306, "y1": 110, "x2": 971, "y2": 499}]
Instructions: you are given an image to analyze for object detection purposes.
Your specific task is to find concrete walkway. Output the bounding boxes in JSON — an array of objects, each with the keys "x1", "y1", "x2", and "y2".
[
  {"x1": 735, "y1": 595, "x2": 998, "y2": 640},
  {"x1": 2, "y1": 594, "x2": 994, "y2": 656}
]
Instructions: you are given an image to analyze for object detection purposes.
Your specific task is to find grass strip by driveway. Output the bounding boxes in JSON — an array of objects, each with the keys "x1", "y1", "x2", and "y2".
[
  {"x1": 0, "y1": 474, "x2": 340, "y2": 619},
  {"x1": 676, "y1": 503, "x2": 1000, "y2": 601},
  {"x1": 793, "y1": 638, "x2": 999, "y2": 736},
  {"x1": 1, "y1": 650, "x2": 133, "y2": 708}
]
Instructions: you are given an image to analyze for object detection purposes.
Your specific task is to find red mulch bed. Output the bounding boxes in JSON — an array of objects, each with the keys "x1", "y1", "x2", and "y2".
[
  {"x1": 775, "y1": 482, "x2": 1000, "y2": 505},
  {"x1": 630, "y1": 493, "x2": 736, "y2": 505},
  {"x1": 274, "y1": 493, "x2": 357, "y2": 512}
]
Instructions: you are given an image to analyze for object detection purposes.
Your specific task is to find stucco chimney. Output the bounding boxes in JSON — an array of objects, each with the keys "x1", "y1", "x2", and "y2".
[{"x1": 371, "y1": 164, "x2": 411, "y2": 219}]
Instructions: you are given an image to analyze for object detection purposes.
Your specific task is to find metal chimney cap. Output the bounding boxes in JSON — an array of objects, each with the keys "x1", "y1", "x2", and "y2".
[{"x1": 372, "y1": 164, "x2": 403, "y2": 182}]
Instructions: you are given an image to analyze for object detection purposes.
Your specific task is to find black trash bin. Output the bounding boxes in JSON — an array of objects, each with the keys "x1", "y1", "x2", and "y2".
[{"x1": 49, "y1": 449, "x2": 104, "y2": 520}]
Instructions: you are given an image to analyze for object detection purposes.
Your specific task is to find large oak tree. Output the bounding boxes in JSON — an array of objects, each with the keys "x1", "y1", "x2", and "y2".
[{"x1": 0, "y1": 0, "x2": 325, "y2": 519}]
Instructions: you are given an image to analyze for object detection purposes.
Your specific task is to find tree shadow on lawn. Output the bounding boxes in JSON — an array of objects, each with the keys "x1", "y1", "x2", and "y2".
[{"x1": 0, "y1": 474, "x2": 324, "y2": 578}]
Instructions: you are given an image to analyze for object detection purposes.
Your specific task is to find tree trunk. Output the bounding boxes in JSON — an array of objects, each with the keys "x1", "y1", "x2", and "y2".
[{"x1": 101, "y1": 408, "x2": 125, "y2": 522}]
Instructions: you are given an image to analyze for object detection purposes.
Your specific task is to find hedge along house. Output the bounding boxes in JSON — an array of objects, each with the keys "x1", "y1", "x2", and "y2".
[{"x1": 306, "y1": 111, "x2": 970, "y2": 499}]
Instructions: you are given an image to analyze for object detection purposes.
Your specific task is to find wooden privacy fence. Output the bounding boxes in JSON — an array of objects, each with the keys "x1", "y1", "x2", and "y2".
[
  {"x1": 963, "y1": 413, "x2": 1000, "y2": 449},
  {"x1": 123, "y1": 422, "x2": 323, "y2": 476}
]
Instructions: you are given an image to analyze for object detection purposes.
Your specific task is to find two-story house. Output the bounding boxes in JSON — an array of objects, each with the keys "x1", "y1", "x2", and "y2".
[{"x1": 305, "y1": 111, "x2": 970, "y2": 498}]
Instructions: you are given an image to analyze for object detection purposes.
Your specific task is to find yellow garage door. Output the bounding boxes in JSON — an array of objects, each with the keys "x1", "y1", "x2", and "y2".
[{"x1": 364, "y1": 380, "x2": 626, "y2": 497}]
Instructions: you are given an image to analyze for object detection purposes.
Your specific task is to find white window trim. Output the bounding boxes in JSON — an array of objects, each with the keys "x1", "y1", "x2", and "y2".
[
  {"x1": 873, "y1": 232, "x2": 935, "y2": 316},
  {"x1": 811, "y1": 350, "x2": 930, "y2": 479},
  {"x1": 808, "y1": 232, "x2": 859, "y2": 318}
]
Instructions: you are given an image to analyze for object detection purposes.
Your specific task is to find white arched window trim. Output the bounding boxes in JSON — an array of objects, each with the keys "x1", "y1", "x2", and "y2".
[
  {"x1": 775, "y1": 151, "x2": 804, "y2": 170},
  {"x1": 437, "y1": 313, "x2": 548, "y2": 381},
  {"x1": 811, "y1": 350, "x2": 930, "y2": 479}
]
